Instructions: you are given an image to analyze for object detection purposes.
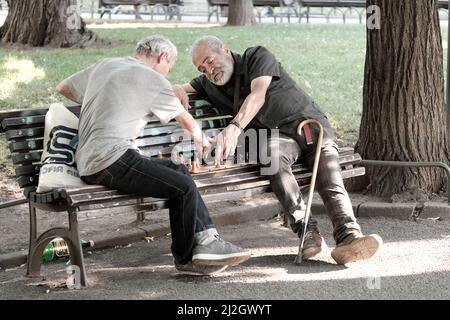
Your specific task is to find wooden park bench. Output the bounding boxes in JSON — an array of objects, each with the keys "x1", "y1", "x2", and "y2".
[
  {"x1": 206, "y1": 0, "x2": 299, "y2": 23},
  {"x1": 298, "y1": 0, "x2": 366, "y2": 23},
  {"x1": 98, "y1": 0, "x2": 184, "y2": 20},
  {"x1": 0, "y1": 97, "x2": 365, "y2": 286},
  {"x1": 298, "y1": 1, "x2": 450, "y2": 23}
]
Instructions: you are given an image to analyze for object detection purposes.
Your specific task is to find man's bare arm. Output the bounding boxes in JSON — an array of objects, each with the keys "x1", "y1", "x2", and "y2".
[
  {"x1": 175, "y1": 109, "x2": 211, "y2": 159},
  {"x1": 233, "y1": 76, "x2": 272, "y2": 129},
  {"x1": 175, "y1": 109, "x2": 202, "y2": 140},
  {"x1": 172, "y1": 83, "x2": 197, "y2": 110},
  {"x1": 213, "y1": 76, "x2": 272, "y2": 165},
  {"x1": 56, "y1": 79, "x2": 81, "y2": 104}
]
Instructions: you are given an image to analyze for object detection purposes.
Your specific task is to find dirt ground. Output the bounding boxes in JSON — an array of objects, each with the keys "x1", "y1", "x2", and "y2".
[
  {"x1": 0, "y1": 166, "x2": 282, "y2": 255},
  {"x1": 0, "y1": 165, "x2": 447, "y2": 256}
]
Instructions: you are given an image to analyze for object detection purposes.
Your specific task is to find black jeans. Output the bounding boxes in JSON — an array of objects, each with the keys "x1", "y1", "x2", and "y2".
[
  {"x1": 81, "y1": 149, "x2": 214, "y2": 265},
  {"x1": 264, "y1": 132, "x2": 362, "y2": 244}
]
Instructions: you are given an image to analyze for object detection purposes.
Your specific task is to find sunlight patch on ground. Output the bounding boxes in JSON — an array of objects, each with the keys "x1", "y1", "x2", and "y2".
[
  {"x1": 0, "y1": 57, "x2": 45, "y2": 100},
  {"x1": 221, "y1": 238, "x2": 450, "y2": 284}
]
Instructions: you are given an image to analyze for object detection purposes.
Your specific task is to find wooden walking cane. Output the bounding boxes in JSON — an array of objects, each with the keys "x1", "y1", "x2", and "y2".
[{"x1": 294, "y1": 119, "x2": 323, "y2": 265}]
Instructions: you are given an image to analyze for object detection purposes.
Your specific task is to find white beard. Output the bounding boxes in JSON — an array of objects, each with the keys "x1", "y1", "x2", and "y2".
[{"x1": 209, "y1": 58, "x2": 234, "y2": 86}]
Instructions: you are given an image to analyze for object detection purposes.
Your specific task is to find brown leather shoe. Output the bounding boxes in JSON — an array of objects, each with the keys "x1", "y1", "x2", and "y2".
[{"x1": 331, "y1": 234, "x2": 382, "y2": 265}]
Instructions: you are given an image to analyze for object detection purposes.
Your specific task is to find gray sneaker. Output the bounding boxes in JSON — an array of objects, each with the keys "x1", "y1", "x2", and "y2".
[
  {"x1": 175, "y1": 261, "x2": 228, "y2": 276},
  {"x1": 302, "y1": 229, "x2": 325, "y2": 260},
  {"x1": 192, "y1": 235, "x2": 251, "y2": 266}
]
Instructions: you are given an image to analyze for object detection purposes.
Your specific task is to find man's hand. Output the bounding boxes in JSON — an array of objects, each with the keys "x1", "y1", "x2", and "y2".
[
  {"x1": 214, "y1": 124, "x2": 242, "y2": 167},
  {"x1": 172, "y1": 85, "x2": 190, "y2": 110},
  {"x1": 193, "y1": 134, "x2": 214, "y2": 162}
]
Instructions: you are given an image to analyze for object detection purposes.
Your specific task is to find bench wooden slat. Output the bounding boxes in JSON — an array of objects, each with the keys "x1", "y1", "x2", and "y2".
[
  {"x1": 136, "y1": 128, "x2": 222, "y2": 148},
  {"x1": 208, "y1": 0, "x2": 297, "y2": 7},
  {"x1": 300, "y1": 0, "x2": 365, "y2": 7},
  {"x1": 2, "y1": 115, "x2": 46, "y2": 131},
  {"x1": 12, "y1": 151, "x2": 42, "y2": 166},
  {"x1": 138, "y1": 117, "x2": 228, "y2": 138},
  {"x1": 252, "y1": 0, "x2": 296, "y2": 7},
  {"x1": 5, "y1": 127, "x2": 45, "y2": 141},
  {"x1": 202, "y1": 166, "x2": 364, "y2": 194},
  {"x1": 15, "y1": 164, "x2": 42, "y2": 177},
  {"x1": 18, "y1": 175, "x2": 39, "y2": 188},
  {"x1": 9, "y1": 139, "x2": 44, "y2": 153},
  {"x1": 1, "y1": 110, "x2": 80, "y2": 132},
  {"x1": 0, "y1": 105, "x2": 80, "y2": 122}
]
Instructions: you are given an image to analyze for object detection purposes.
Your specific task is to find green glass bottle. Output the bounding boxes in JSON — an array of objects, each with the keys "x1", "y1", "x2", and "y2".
[{"x1": 42, "y1": 238, "x2": 94, "y2": 263}]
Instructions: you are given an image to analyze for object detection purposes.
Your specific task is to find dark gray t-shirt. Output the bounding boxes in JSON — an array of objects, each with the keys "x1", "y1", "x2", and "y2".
[{"x1": 67, "y1": 56, "x2": 184, "y2": 176}]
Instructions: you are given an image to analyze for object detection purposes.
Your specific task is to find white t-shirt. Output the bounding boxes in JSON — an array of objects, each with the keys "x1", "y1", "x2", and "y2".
[{"x1": 67, "y1": 56, "x2": 184, "y2": 176}]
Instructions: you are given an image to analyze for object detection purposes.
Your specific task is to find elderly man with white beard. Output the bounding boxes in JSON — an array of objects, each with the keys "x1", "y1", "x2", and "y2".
[{"x1": 173, "y1": 35, "x2": 382, "y2": 265}]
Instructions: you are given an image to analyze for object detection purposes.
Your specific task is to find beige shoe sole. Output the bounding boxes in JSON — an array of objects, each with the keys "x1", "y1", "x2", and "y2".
[
  {"x1": 176, "y1": 265, "x2": 228, "y2": 276},
  {"x1": 302, "y1": 246, "x2": 322, "y2": 260},
  {"x1": 193, "y1": 254, "x2": 251, "y2": 266},
  {"x1": 331, "y1": 234, "x2": 382, "y2": 265}
]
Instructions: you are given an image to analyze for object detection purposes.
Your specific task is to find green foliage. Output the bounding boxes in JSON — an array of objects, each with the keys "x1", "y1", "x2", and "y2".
[{"x1": 2, "y1": 23, "x2": 441, "y2": 147}]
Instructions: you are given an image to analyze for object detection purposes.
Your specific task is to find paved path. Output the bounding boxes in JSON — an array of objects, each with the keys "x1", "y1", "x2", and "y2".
[{"x1": 1, "y1": 215, "x2": 449, "y2": 301}]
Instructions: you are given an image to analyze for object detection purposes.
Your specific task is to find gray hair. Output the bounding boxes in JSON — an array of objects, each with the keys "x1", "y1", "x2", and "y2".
[
  {"x1": 136, "y1": 35, "x2": 178, "y2": 62},
  {"x1": 189, "y1": 35, "x2": 224, "y2": 57}
]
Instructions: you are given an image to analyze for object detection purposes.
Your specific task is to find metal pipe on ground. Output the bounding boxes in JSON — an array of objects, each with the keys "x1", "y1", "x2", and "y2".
[
  {"x1": 0, "y1": 198, "x2": 27, "y2": 210},
  {"x1": 360, "y1": 160, "x2": 450, "y2": 205}
]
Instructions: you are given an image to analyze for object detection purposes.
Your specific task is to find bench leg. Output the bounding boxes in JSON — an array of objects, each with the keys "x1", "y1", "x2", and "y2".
[
  {"x1": 67, "y1": 209, "x2": 88, "y2": 287},
  {"x1": 27, "y1": 201, "x2": 38, "y2": 276},
  {"x1": 26, "y1": 204, "x2": 87, "y2": 287},
  {"x1": 136, "y1": 198, "x2": 146, "y2": 223}
]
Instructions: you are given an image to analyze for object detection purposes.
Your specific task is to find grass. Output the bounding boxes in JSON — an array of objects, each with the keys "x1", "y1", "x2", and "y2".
[{"x1": 0, "y1": 23, "x2": 447, "y2": 148}]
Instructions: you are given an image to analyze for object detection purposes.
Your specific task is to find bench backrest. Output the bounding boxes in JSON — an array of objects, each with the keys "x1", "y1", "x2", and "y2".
[
  {"x1": 300, "y1": 0, "x2": 366, "y2": 6},
  {"x1": 207, "y1": 0, "x2": 295, "y2": 7},
  {"x1": 99, "y1": 0, "x2": 182, "y2": 6},
  {"x1": 0, "y1": 98, "x2": 230, "y2": 197},
  {"x1": 253, "y1": 0, "x2": 296, "y2": 7},
  {"x1": 300, "y1": 1, "x2": 447, "y2": 9}
]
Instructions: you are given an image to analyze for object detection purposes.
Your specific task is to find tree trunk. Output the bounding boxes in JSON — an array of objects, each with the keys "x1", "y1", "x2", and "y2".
[
  {"x1": 227, "y1": 0, "x2": 256, "y2": 26},
  {"x1": 355, "y1": 0, "x2": 450, "y2": 197},
  {"x1": 0, "y1": 0, "x2": 96, "y2": 47}
]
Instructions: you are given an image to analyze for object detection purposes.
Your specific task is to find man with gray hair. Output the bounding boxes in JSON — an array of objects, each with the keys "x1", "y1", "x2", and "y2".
[
  {"x1": 174, "y1": 35, "x2": 382, "y2": 266},
  {"x1": 56, "y1": 35, "x2": 251, "y2": 276}
]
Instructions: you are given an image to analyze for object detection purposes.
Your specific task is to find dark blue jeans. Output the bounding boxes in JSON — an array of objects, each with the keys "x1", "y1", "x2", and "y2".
[{"x1": 81, "y1": 149, "x2": 214, "y2": 265}]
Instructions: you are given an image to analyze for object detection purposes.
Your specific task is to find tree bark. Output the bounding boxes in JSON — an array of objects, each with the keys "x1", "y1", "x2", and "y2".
[
  {"x1": 227, "y1": 0, "x2": 256, "y2": 26},
  {"x1": 355, "y1": 0, "x2": 450, "y2": 197},
  {"x1": 0, "y1": 0, "x2": 96, "y2": 48}
]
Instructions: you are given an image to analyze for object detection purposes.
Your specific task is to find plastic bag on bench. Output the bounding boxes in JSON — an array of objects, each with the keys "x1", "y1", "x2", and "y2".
[{"x1": 36, "y1": 103, "x2": 87, "y2": 193}]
